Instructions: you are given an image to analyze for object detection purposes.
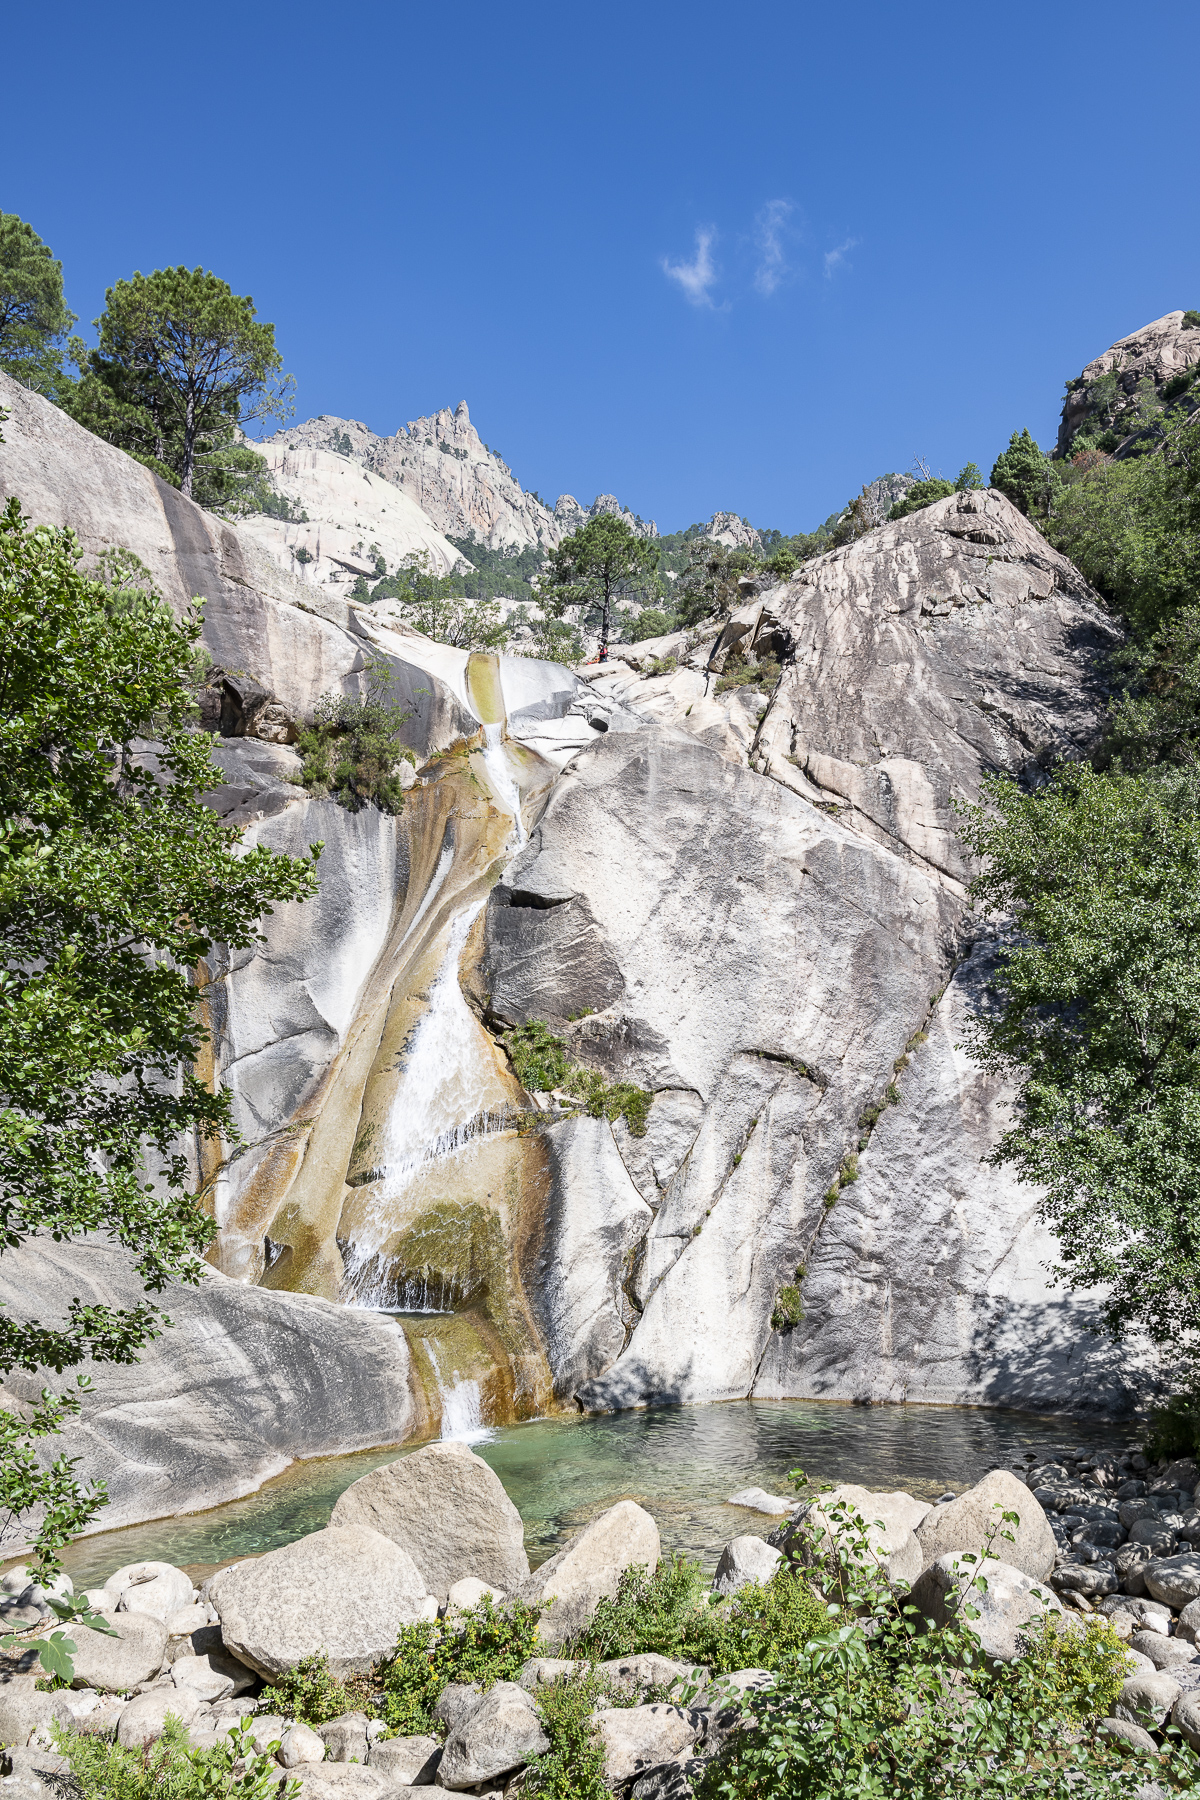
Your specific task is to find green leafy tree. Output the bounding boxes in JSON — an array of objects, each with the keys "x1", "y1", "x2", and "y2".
[
  {"x1": 540, "y1": 513, "x2": 660, "y2": 646},
  {"x1": 1048, "y1": 413, "x2": 1200, "y2": 635},
  {"x1": 0, "y1": 214, "x2": 76, "y2": 396},
  {"x1": 1104, "y1": 604, "x2": 1200, "y2": 771},
  {"x1": 959, "y1": 764, "x2": 1200, "y2": 1362},
  {"x1": 990, "y1": 429, "x2": 1060, "y2": 517},
  {"x1": 67, "y1": 266, "x2": 292, "y2": 504},
  {"x1": 887, "y1": 478, "x2": 955, "y2": 521},
  {"x1": 368, "y1": 552, "x2": 509, "y2": 650},
  {"x1": 673, "y1": 539, "x2": 759, "y2": 628},
  {"x1": 0, "y1": 499, "x2": 319, "y2": 1576}
]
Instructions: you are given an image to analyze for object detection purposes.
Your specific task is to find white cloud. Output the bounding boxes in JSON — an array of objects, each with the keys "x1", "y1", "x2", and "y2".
[
  {"x1": 753, "y1": 199, "x2": 795, "y2": 296},
  {"x1": 662, "y1": 228, "x2": 719, "y2": 307},
  {"x1": 823, "y1": 237, "x2": 860, "y2": 279}
]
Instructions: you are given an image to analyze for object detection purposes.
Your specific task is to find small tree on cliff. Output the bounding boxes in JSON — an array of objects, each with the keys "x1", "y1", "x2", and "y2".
[
  {"x1": 0, "y1": 497, "x2": 319, "y2": 1575},
  {"x1": 67, "y1": 266, "x2": 293, "y2": 503},
  {"x1": 539, "y1": 513, "x2": 660, "y2": 648}
]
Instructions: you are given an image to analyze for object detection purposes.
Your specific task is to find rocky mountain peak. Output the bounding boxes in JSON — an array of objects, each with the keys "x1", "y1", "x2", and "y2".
[
  {"x1": 266, "y1": 406, "x2": 656, "y2": 553},
  {"x1": 1057, "y1": 308, "x2": 1200, "y2": 457},
  {"x1": 704, "y1": 512, "x2": 761, "y2": 550}
]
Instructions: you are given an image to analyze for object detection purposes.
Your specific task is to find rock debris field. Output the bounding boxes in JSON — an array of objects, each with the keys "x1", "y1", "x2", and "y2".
[{"x1": 4, "y1": 1436, "x2": 1200, "y2": 1794}]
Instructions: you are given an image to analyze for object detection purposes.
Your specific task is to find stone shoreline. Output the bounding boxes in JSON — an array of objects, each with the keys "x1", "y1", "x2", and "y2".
[{"x1": 3, "y1": 1435, "x2": 1198, "y2": 1796}]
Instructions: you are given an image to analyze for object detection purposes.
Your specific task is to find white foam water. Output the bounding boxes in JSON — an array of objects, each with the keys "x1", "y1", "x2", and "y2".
[
  {"x1": 342, "y1": 898, "x2": 509, "y2": 1306},
  {"x1": 481, "y1": 722, "x2": 526, "y2": 845},
  {"x1": 425, "y1": 1337, "x2": 493, "y2": 1444}
]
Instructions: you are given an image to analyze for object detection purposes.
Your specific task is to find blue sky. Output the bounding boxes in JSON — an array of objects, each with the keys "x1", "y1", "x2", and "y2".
[{"x1": 5, "y1": 0, "x2": 1198, "y2": 535}]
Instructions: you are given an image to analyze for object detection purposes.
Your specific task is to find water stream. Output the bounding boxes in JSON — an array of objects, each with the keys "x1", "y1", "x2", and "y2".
[{"x1": 56, "y1": 1398, "x2": 1121, "y2": 1591}]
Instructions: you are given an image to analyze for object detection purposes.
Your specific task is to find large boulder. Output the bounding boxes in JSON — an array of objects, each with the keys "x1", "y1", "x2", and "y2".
[
  {"x1": 436, "y1": 1681, "x2": 549, "y2": 1789},
  {"x1": 518, "y1": 1500, "x2": 661, "y2": 1646},
  {"x1": 594, "y1": 1705, "x2": 699, "y2": 1784},
  {"x1": 102, "y1": 1562, "x2": 194, "y2": 1623},
  {"x1": 914, "y1": 1471, "x2": 1056, "y2": 1579},
  {"x1": 0, "y1": 1677, "x2": 78, "y2": 1749},
  {"x1": 329, "y1": 1440, "x2": 529, "y2": 1601},
  {"x1": 1115, "y1": 1671, "x2": 1182, "y2": 1729},
  {"x1": 1144, "y1": 1554, "x2": 1200, "y2": 1610},
  {"x1": 208, "y1": 1523, "x2": 432, "y2": 1677},
  {"x1": 771, "y1": 1485, "x2": 924, "y2": 1588},
  {"x1": 713, "y1": 1536, "x2": 783, "y2": 1597},
  {"x1": 55, "y1": 1610, "x2": 167, "y2": 1692},
  {"x1": 910, "y1": 1555, "x2": 1062, "y2": 1662},
  {"x1": 368, "y1": 1733, "x2": 441, "y2": 1782},
  {"x1": 0, "y1": 1239, "x2": 418, "y2": 1554},
  {"x1": 116, "y1": 1687, "x2": 202, "y2": 1750}
]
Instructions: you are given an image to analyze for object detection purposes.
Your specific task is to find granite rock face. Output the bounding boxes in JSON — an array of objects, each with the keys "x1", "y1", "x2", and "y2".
[
  {"x1": 484, "y1": 729, "x2": 960, "y2": 1409},
  {"x1": 0, "y1": 1238, "x2": 417, "y2": 1550},
  {"x1": 763, "y1": 936, "x2": 1138, "y2": 1414},
  {"x1": 752, "y1": 488, "x2": 1118, "y2": 888},
  {"x1": 1057, "y1": 310, "x2": 1200, "y2": 457}
]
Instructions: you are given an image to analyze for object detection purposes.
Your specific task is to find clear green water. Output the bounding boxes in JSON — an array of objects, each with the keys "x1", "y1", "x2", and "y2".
[{"x1": 57, "y1": 1398, "x2": 1119, "y2": 1591}]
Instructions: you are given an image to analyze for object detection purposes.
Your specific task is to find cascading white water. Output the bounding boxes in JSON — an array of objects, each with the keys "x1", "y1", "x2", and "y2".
[
  {"x1": 425, "y1": 1339, "x2": 492, "y2": 1444},
  {"x1": 342, "y1": 898, "x2": 506, "y2": 1305},
  {"x1": 481, "y1": 722, "x2": 526, "y2": 845}
]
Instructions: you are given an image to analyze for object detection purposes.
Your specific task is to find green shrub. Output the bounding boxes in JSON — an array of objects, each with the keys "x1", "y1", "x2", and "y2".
[
  {"x1": 887, "y1": 478, "x2": 955, "y2": 520},
  {"x1": 294, "y1": 654, "x2": 416, "y2": 812},
  {"x1": 1184, "y1": 312, "x2": 1200, "y2": 330},
  {"x1": 258, "y1": 1650, "x2": 364, "y2": 1726},
  {"x1": 525, "y1": 1669, "x2": 609, "y2": 1800},
  {"x1": 645, "y1": 653, "x2": 678, "y2": 677},
  {"x1": 503, "y1": 1020, "x2": 652, "y2": 1136},
  {"x1": 54, "y1": 1715, "x2": 297, "y2": 1799},
  {"x1": 377, "y1": 1595, "x2": 543, "y2": 1736},
  {"x1": 1017, "y1": 1614, "x2": 1126, "y2": 1724},
  {"x1": 771, "y1": 1283, "x2": 804, "y2": 1330},
  {"x1": 570, "y1": 1555, "x2": 708, "y2": 1661},
  {"x1": 567, "y1": 1556, "x2": 828, "y2": 1675},
  {"x1": 1146, "y1": 1388, "x2": 1200, "y2": 1459},
  {"x1": 630, "y1": 607, "x2": 680, "y2": 642},
  {"x1": 696, "y1": 1501, "x2": 1183, "y2": 1800},
  {"x1": 690, "y1": 1570, "x2": 829, "y2": 1674}
]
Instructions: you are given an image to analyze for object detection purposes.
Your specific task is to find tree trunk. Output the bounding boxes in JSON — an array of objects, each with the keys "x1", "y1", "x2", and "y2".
[{"x1": 180, "y1": 388, "x2": 196, "y2": 499}]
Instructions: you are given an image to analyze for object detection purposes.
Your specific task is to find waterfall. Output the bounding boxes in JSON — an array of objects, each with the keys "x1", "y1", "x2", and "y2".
[
  {"x1": 342, "y1": 898, "x2": 510, "y2": 1305},
  {"x1": 425, "y1": 1337, "x2": 492, "y2": 1444},
  {"x1": 481, "y1": 721, "x2": 526, "y2": 846}
]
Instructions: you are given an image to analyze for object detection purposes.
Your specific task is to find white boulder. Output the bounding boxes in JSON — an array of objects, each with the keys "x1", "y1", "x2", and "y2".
[
  {"x1": 57, "y1": 1610, "x2": 168, "y2": 1692},
  {"x1": 712, "y1": 1536, "x2": 783, "y2": 1596},
  {"x1": 103, "y1": 1562, "x2": 195, "y2": 1623},
  {"x1": 915, "y1": 1471, "x2": 1056, "y2": 1580},
  {"x1": 329, "y1": 1441, "x2": 529, "y2": 1602},
  {"x1": 518, "y1": 1500, "x2": 660, "y2": 1646},
  {"x1": 594, "y1": 1704, "x2": 699, "y2": 1784},
  {"x1": 115, "y1": 1686, "x2": 202, "y2": 1749},
  {"x1": 909, "y1": 1555, "x2": 1062, "y2": 1662},
  {"x1": 436, "y1": 1681, "x2": 549, "y2": 1789},
  {"x1": 208, "y1": 1523, "x2": 432, "y2": 1677}
]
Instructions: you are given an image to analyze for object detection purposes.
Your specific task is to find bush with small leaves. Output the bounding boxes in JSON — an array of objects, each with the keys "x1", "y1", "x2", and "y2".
[
  {"x1": 257, "y1": 1651, "x2": 363, "y2": 1727},
  {"x1": 376, "y1": 1595, "x2": 543, "y2": 1736},
  {"x1": 525, "y1": 1669, "x2": 609, "y2": 1800},
  {"x1": 54, "y1": 1715, "x2": 298, "y2": 1800}
]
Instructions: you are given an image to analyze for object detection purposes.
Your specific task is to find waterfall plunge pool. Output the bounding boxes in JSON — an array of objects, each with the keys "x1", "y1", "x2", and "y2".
[{"x1": 57, "y1": 1398, "x2": 1119, "y2": 1590}]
